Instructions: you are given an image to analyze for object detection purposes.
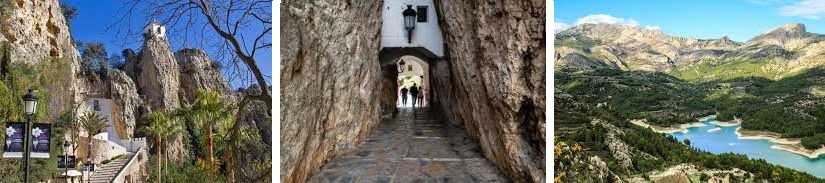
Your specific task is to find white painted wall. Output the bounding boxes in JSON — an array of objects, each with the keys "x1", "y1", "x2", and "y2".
[
  {"x1": 381, "y1": 0, "x2": 444, "y2": 57},
  {"x1": 143, "y1": 22, "x2": 166, "y2": 38},
  {"x1": 78, "y1": 98, "x2": 145, "y2": 153},
  {"x1": 78, "y1": 99, "x2": 117, "y2": 141}
]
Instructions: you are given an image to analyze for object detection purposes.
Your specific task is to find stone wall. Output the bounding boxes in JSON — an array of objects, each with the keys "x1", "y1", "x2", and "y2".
[
  {"x1": 279, "y1": 0, "x2": 383, "y2": 182},
  {"x1": 380, "y1": 65, "x2": 399, "y2": 117},
  {"x1": 431, "y1": 0, "x2": 546, "y2": 182}
]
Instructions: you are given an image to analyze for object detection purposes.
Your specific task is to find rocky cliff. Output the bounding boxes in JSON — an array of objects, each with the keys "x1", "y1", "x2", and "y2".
[
  {"x1": 432, "y1": 0, "x2": 546, "y2": 182},
  {"x1": 131, "y1": 34, "x2": 189, "y2": 162},
  {"x1": 107, "y1": 70, "x2": 143, "y2": 138},
  {"x1": 0, "y1": 0, "x2": 81, "y2": 119},
  {"x1": 279, "y1": 1, "x2": 383, "y2": 182},
  {"x1": 176, "y1": 48, "x2": 231, "y2": 103},
  {"x1": 136, "y1": 36, "x2": 181, "y2": 112}
]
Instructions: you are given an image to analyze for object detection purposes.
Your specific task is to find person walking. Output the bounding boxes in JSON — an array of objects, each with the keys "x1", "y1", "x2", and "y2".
[
  {"x1": 417, "y1": 86, "x2": 424, "y2": 107},
  {"x1": 400, "y1": 87, "x2": 409, "y2": 106},
  {"x1": 410, "y1": 84, "x2": 419, "y2": 108}
]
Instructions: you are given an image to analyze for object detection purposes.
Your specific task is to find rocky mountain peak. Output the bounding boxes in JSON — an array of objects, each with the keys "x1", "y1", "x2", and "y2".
[
  {"x1": 775, "y1": 23, "x2": 806, "y2": 33},
  {"x1": 747, "y1": 23, "x2": 814, "y2": 46}
]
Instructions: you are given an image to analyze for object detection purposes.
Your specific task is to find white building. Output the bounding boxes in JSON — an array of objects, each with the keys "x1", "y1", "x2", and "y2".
[
  {"x1": 77, "y1": 98, "x2": 146, "y2": 153},
  {"x1": 381, "y1": 0, "x2": 444, "y2": 58},
  {"x1": 143, "y1": 19, "x2": 166, "y2": 38}
]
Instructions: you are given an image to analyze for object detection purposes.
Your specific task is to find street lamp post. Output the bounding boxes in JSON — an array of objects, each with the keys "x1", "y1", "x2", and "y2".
[
  {"x1": 402, "y1": 5, "x2": 417, "y2": 43},
  {"x1": 63, "y1": 141, "x2": 70, "y2": 181},
  {"x1": 22, "y1": 89, "x2": 38, "y2": 183}
]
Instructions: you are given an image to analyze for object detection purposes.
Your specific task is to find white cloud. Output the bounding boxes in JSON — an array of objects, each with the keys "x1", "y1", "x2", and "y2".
[
  {"x1": 779, "y1": 0, "x2": 825, "y2": 19},
  {"x1": 644, "y1": 25, "x2": 661, "y2": 30},
  {"x1": 575, "y1": 14, "x2": 640, "y2": 27},
  {"x1": 555, "y1": 21, "x2": 571, "y2": 33}
]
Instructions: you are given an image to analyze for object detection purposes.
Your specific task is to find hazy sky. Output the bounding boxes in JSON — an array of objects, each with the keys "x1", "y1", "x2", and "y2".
[
  {"x1": 555, "y1": 0, "x2": 825, "y2": 42},
  {"x1": 63, "y1": 0, "x2": 272, "y2": 88}
]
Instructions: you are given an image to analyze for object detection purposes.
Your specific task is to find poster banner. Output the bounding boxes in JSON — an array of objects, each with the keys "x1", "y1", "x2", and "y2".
[
  {"x1": 3, "y1": 122, "x2": 25, "y2": 158},
  {"x1": 82, "y1": 163, "x2": 94, "y2": 172},
  {"x1": 31, "y1": 123, "x2": 51, "y2": 158},
  {"x1": 58, "y1": 155, "x2": 77, "y2": 168}
]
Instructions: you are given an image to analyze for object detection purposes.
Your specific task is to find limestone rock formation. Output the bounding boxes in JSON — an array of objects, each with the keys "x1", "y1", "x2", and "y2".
[
  {"x1": 233, "y1": 85, "x2": 273, "y2": 182},
  {"x1": 175, "y1": 48, "x2": 230, "y2": 103},
  {"x1": 136, "y1": 36, "x2": 181, "y2": 112},
  {"x1": 107, "y1": 70, "x2": 143, "y2": 138},
  {"x1": 746, "y1": 23, "x2": 817, "y2": 48},
  {"x1": 0, "y1": 0, "x2": 81, "y2": 119},
  {"x1": 280, "y1": 1, "x2": 383, "y2": 182},
  {"x1": 131, "y1": 33, "x2": 187, "y2": 162},
  {"x1": 555, "y1": 23, "x2": 825, "y2": 73},
  {"x1": 432, "y1": 0, "x2": 546, "y2": 182}
]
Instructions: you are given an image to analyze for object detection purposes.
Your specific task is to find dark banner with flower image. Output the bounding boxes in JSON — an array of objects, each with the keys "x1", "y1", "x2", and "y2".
[
  {"x1": 31, "y1": 123, "x2": 51, "y2": 158},
  {"x1": 3, "y1": 122, "x2": 26, "y2": 158}
]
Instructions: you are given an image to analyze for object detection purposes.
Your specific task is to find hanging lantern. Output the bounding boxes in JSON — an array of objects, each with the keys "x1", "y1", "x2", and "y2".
[{"x1": 402, "y1": 5, "x2": 417, "y2": 43}]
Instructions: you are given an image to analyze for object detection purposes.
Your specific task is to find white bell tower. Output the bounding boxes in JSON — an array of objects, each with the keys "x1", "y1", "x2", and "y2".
[{"x1": 143, "y1": 19, "x2": 166, "y2": 38}]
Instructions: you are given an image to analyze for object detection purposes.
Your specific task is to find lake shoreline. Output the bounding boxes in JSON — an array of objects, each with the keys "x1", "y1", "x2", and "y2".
[
  {"x1": 771, "y1": 145, "x2": 825, "y2": 159},
  {"x1": 734, "y1": 127, "x2": 800, "y2": 145},
  {"x1": 735, "y1": 127, "x2": 825, "y2": 158},
  {"x1": 629, "y1": 116, "x2": 825, "y2": 159},
  {"x1": 710, "y1": 119, "x2": 740, "y2": 127},
  {"x1": 630, "y1": 119, "x2": 705, "y2": 134}
]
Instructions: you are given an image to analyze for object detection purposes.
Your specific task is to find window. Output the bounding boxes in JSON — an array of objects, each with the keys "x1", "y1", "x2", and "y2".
[
  {"x1": 417, "y1": 6, "x2": 428, "y2": 22},
  {"x1": 408, "y1": 65, "x2": 413, "y2": 71},
  {"x1": 93, "y1": 100, "x2": 100, "y2": 111}
]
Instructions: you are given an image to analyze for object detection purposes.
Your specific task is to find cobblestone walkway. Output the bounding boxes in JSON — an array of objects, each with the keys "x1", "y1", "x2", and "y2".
[{"x1": 308, "y1": 108, "x2": 509, "y2": 182}]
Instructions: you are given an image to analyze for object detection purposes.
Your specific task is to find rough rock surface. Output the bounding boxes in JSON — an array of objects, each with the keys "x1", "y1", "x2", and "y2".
[
  {"x1": 107, "y1": 69, "x2": 143, "y2": 138},
  {"x1": 0, "y1": 0, "x2": 81, "y2": 119},
  {"x1": 132, "y1": 35, "x2": 187, "y2": 162},
  {"x1": 233, "y1": 85, "x2": 273, "y2": 182},
  {"x1": 431, "y1": 0, "x2": 546, "y2": 182},
  {"x1": 279, "y1": 1, "x2": 383, "y2": 182},
  {"x1": 175, "y1": 48, "x2": 230, "y2": 103},
  {"x1": 136, "y1": 36, "x2": 181, "y2": 112},
  {"x1": 555, "y1": 23, "x2": 825, "y2": 73},
  {"x1": 379, "y1": 66, "x2": 399, "y2": 117}
]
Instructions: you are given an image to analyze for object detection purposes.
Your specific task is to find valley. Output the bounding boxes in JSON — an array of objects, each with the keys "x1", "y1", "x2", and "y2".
[{"x1": 555, "y1": 23, "x2": 825, "y2": 182}]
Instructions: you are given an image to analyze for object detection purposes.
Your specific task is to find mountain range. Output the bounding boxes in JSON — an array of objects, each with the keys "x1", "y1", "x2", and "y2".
[{"x1": 555, "y1": 23, "x2": 825, "y2": 78}]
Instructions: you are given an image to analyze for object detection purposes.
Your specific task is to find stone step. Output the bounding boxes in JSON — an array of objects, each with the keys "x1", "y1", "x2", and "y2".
[{"x1": 88, "y1": 153, "x2": 135, "y2": 183}]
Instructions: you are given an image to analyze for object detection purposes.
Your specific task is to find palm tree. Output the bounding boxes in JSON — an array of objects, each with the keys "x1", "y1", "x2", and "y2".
[
  {"x1": 80, "y1": 111, "x2": 108, "y2": 164},
  {"x1": 191, "y1": 89, "x2": 232, "y2": 182},
  {"x1": 162, "y1": 117, "x2": 184, "y2": 178},
  {"x1": 141, "y1": 112, "x2": 168, "y2": 183},
  {"x1": 214, "y1": 107, "x2": 239, "y2": 183}
]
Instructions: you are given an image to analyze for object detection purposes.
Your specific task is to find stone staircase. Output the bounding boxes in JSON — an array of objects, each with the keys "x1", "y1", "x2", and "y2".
[{"x1": 88, "y1": 153, "x2": 135, "y2": 183}]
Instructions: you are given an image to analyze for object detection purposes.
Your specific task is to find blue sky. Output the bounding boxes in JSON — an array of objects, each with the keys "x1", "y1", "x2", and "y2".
[
  {"x1": 555, "y1": 0, "x2": 825, "y2": 42},
  {"x1": 63, "y1": 0, "x2": 272, "y2": 88}
]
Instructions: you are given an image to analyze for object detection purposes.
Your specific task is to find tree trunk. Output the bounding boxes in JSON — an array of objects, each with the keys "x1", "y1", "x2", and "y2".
[
  {"x1": 156, "y1": 136, "x2": 162, "y2": 183},
  {"x1": 206, "y1": 125, "x2": 214, "y2": 183},
  {"x1": 164, "y1": 139, "x2": 168, "y2": 180},
  {"x1": 227, "y1": 145, "x2": 235, "y2": 183},
  {"x1": 88, "y1": 139, "x2": 94, "y2": 164}
]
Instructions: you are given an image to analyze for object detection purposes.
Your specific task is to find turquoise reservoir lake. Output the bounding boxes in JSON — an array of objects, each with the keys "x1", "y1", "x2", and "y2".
[{"x1": 667, "y1": 117, "x2": 825, "y2": 178}]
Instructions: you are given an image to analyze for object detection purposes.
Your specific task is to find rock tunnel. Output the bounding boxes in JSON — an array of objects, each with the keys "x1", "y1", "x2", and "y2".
[{"x1": 281, "y1": 0, "x2": 546, "y2": 182}]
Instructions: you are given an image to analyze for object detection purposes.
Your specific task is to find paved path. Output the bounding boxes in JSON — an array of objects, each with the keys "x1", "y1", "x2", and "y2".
[{"x1": 308, "y1": 108, "x2": 508, "y2": 182}]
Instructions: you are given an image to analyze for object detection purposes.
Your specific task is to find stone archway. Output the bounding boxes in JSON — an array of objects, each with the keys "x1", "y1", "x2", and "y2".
[
  {"x1": 281, "y1": 0, "x2": 546, "y2": 182},
  {"x1": 377, "y1": 48, "x2": 438, "y2": 117},
  {"x1": 395, "y1": 56, "x2": 429, "y2": 108}
]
